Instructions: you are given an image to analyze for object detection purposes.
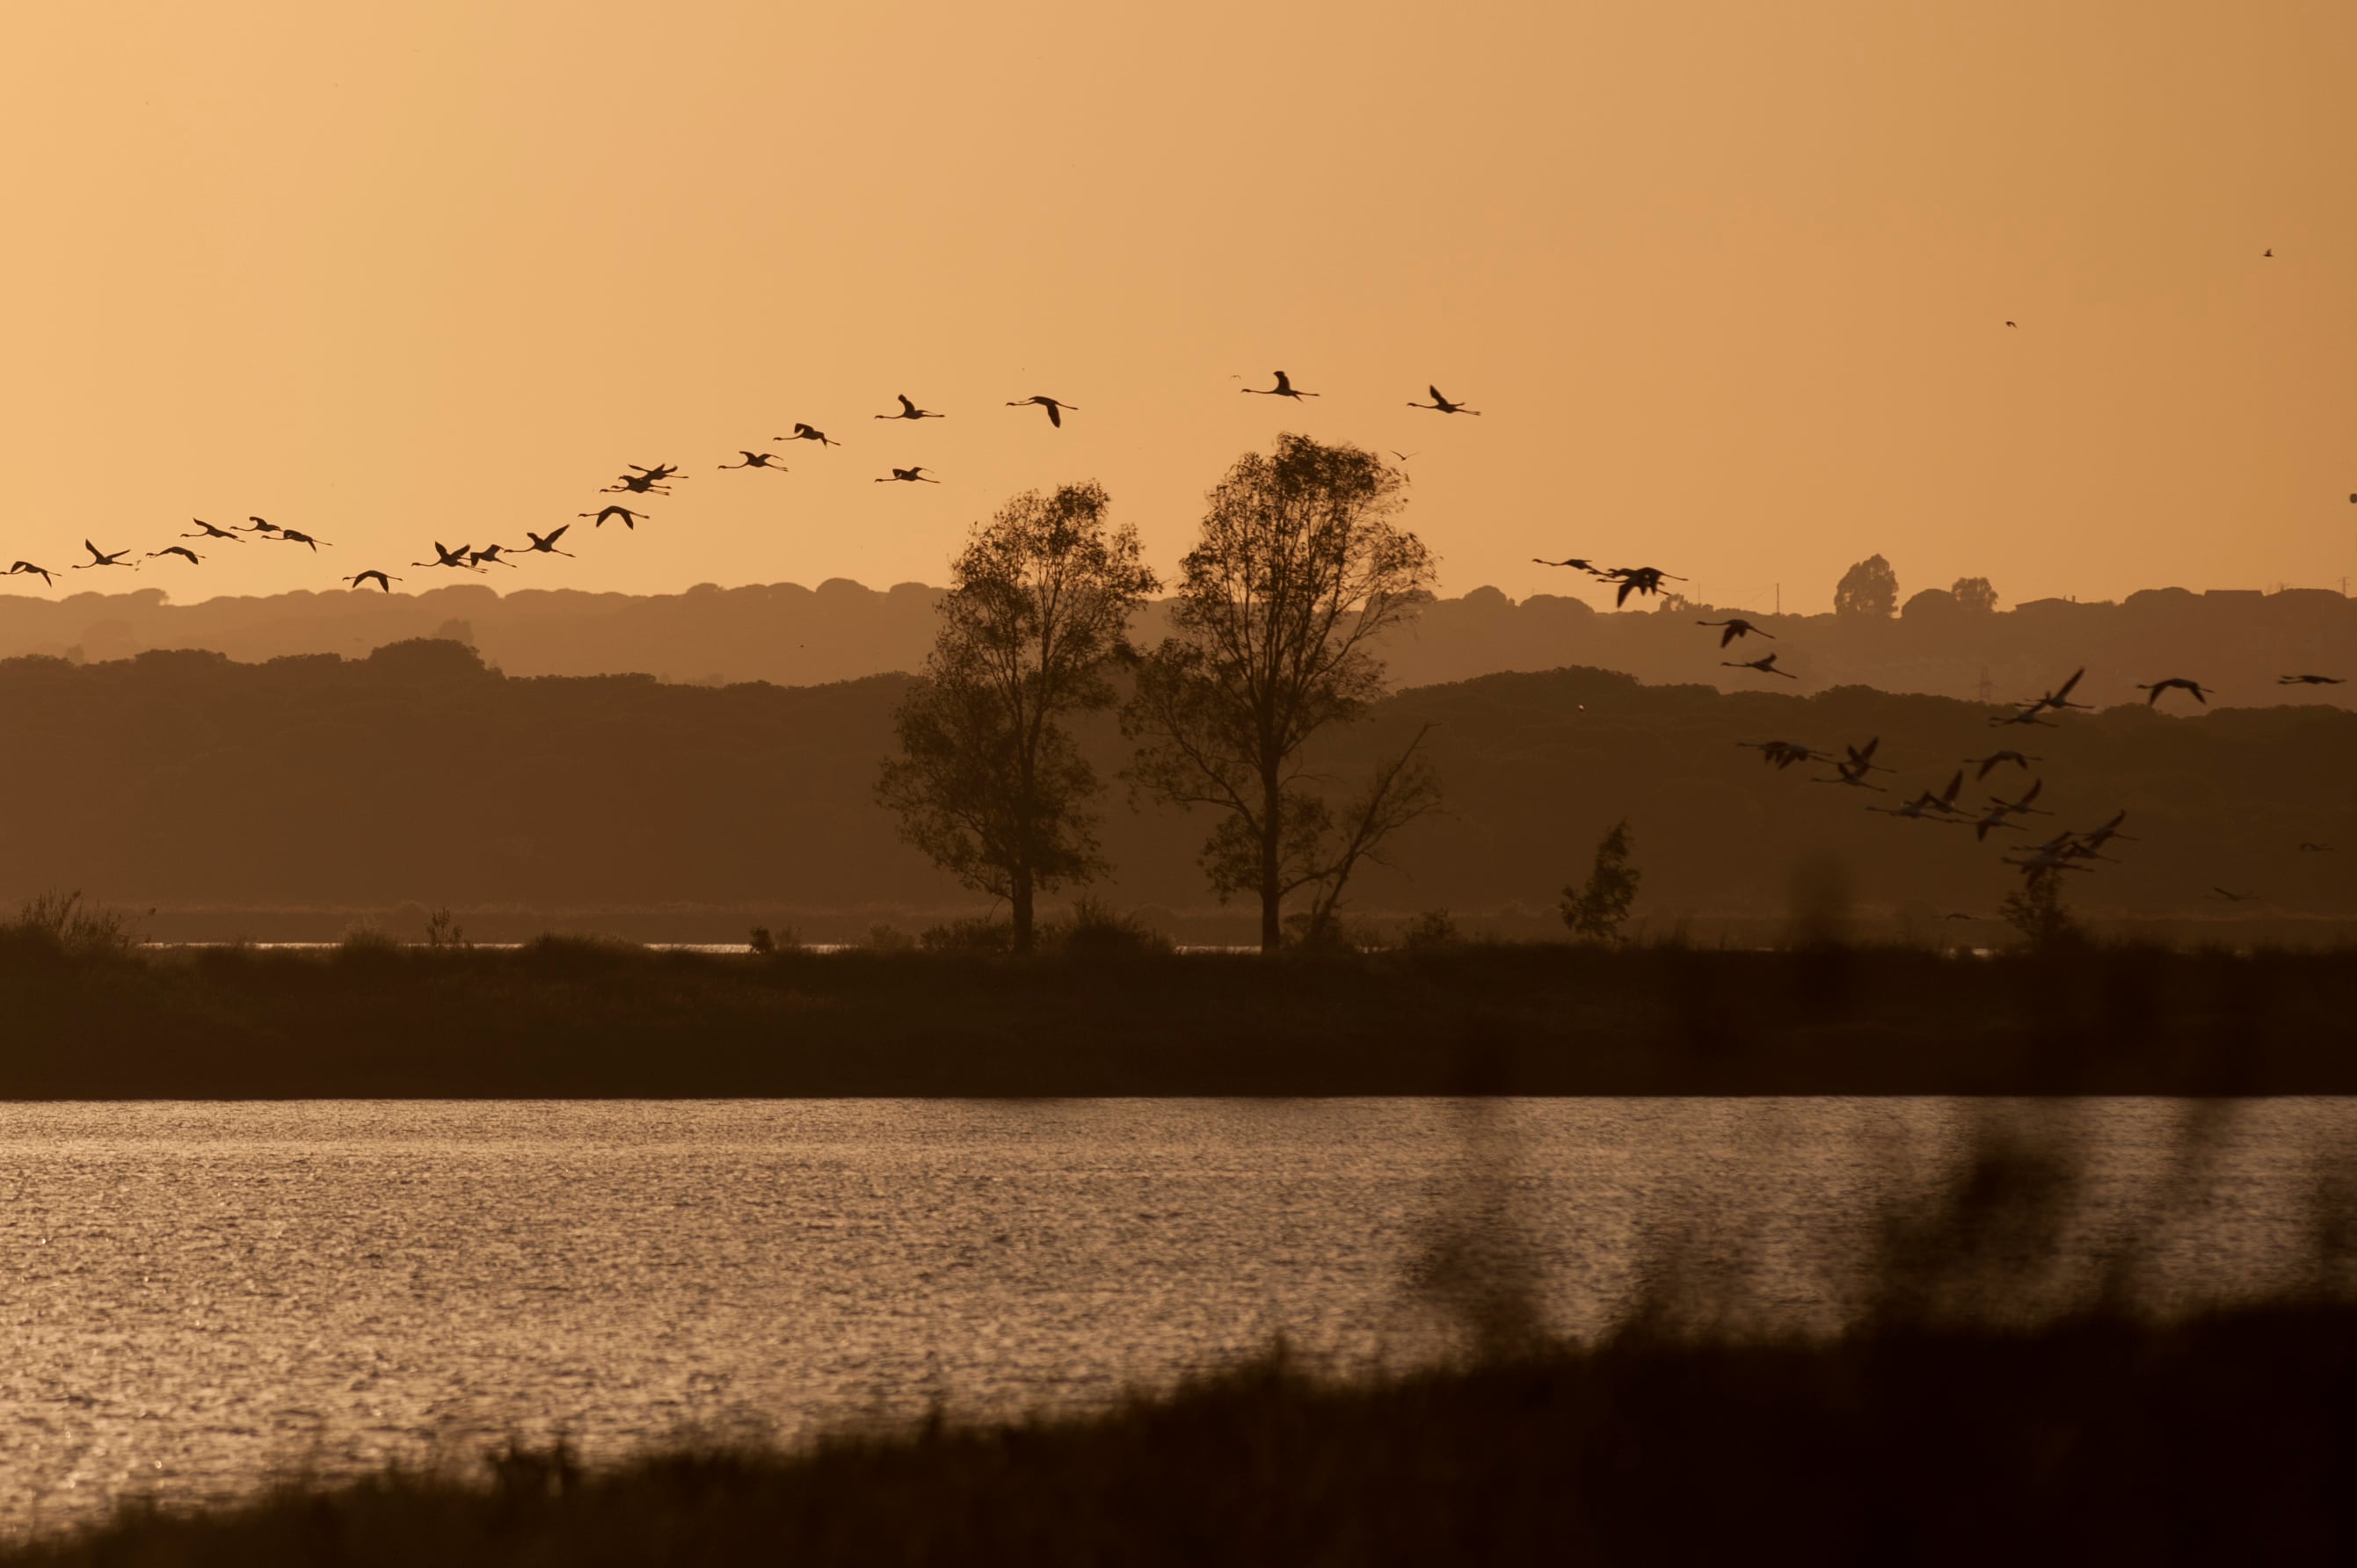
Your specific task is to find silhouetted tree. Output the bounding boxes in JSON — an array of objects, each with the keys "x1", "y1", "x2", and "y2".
[
  {"x1": 1561, "y1": 818, "x2": 1640, "y2": 944},
  {"x1": 1125, "y1": 435, "x2": 1441, "y2": 954},
  {"x1": 1952, "y1": 576, "x2": 1999, "y2": 613},
  {"x1": 1834, "y1": 555, "x2": 1899, "y2": 618},
  {"x1": 877, "y1": 483, "x2": 1158, "y2": 953},
  {"x1": 1998, "y1": 866, "x2": 2077, "y2": 948}
]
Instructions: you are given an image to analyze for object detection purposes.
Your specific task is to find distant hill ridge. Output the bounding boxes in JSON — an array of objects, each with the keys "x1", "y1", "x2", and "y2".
[{"x1": 2, "y1": 579, "x2": 2349, "y2": 710}]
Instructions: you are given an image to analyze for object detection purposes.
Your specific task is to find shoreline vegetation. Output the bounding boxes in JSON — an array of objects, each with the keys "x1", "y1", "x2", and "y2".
[
  {"x1": 4, "y1": 906, "x2": 2352, "y2": 1097},
  {"x1": 9, "y1": 1109, "x2": 2355, "y2": 1564}
]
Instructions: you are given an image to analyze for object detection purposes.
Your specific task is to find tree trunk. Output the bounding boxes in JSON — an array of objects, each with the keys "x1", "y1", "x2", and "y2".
[
  {"x1": 1260, "y1": 774, "x2": 1283, "y2": 955},
  {"x1": 1011, "y1": 867, "x2": 1035, "y2": 955}
]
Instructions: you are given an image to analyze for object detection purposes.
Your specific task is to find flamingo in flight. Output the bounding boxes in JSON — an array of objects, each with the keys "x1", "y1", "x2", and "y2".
[
  {"x1": 876, "y1": 395, "x2": 943, "y2": 421},
  {"x1": 1533, "y1": 556, "x2": 1605, "y2": 574},
  {"x1": 183, "y1": 520, "x2": 244, "y2": 542},
  {"x1": 344, "y1": 570, "x2": 403, "y2": 592},
  {"x1": 1722, "y1": 651, "x2": 1793, "y2": 679},
  {"x1": 2279, "y1": 673, "x2": 2344, "y2": 686},
  {"x1": 718, "y1": 451, "x2": 789, "y2": 470},
  {"x1": 73, "y1": 541, "x2": 135, "y2": 570},
  {"x1": 1698, "y1": 617, "x2": 1773, "y2": 648},
  {"x1": 515, "y1": 527, "x2": 576, "y2": 556},
  {"x1": 1964, "y1": 751, "x2": 2041, "y2": 780},
  {"x1": 1408, "y1": 386, "x2": 1480, "y2": 415},
  {"x1": 581, "y1": 505, "x2": 649, "y2": 530},
  {"x1": 877, "y1": 467, "x2": 940, "y2": 484},
  {"x1": 1241, "y1": 370, "x2": 1318, "y2": 400},
  {"x1": 145, "y1": 546, "x2": 202, "y2": 565},
  {"x1": 779, "y1": 424, "x2": 840, "y2": 446},
  {"x1": 468, "y1": 546, "x2": 518, "y2": 569},
  {"x1": 239, "y1": 517, "x2": 280, "y2": 534},
  {"x1": 7, "y1": 561, "x2": 55, "y2": 584},
  {"x1": 412, "y1": 541, "x2": 479, "y2": 571},
  {"x1": 2137, "y1": 677, "x2": 2211, "y2": 707},
  {"x1": 273, "y1": 529, "x2": 329, "y2": 550},
  {"x1": 1007, "y1": 396, "x2": 1077, "y2": 428}
]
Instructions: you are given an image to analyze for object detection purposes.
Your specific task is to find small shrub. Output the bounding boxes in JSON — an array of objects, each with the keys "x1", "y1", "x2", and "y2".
[
  {"x1": 424, "y1": 907, "x2": 468, "y2": 949},
  {"x1": 747, "y1": 925, "x2": 776, "y2": 955},
  {"x1": 7, "y1": 890, "x2": 142, "y2": 961},
  {"x1": 334, "y1": 924, "x2": 404, "y2": 969},
  {"x1": 1400, "y1": 910, "x2": 1462, "y2": 950},
  {"x1": 1561, "y1": 819, "x2": 1641, "y2": 946},
  {"x1": 1046, "y1": 897, "x2": 1175, "y2": 960},
  {"x1": 866, "y1": 923, "x2": 916, "y2": 953},
  {"x1": 1999, "y1": 866, "x2": 2080, "y2": 950},
  {"x1": 919, "y1": 917, "x2": 1015, "y2": 955}
]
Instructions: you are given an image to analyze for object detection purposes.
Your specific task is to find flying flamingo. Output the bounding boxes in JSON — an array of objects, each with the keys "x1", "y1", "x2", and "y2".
[
  {"x1": 273, "y1": 529, "x2": 329, "y2": 550},
  {"x1": 73, "y1": 541, "x2": 135, "y2": 570},
  {"x1": 1407, "y1": 385, "x2": 1480, "y2": 415},
  {"x1": 1963, "y1": 751, "x2": 2041, "y2": 780},
  {"x1": 412, "y1": 541, "x2": 479, "y2": 570},
  {"x1": 2278, "y1": 673, "x2": 2343, "y2": 686},
  {"x1": 877, "y1": 467, "x2": 940, "y2": 483},
  {"x1": 580, "y1": 505, "x2": 648, "y2": 529},
  {"x1": 515, "y1": 527, "x2": 576, "y2": 556},
  {"x1": 1722, "y1": 651, "x2": 1793, "y2": 679},
  {"x1": 718, "y1": 451, "x2": 789, "y2": 470},
  {"x1": 1697, "y1": 617, "x2": 1773, "y2": 648},
  {"x1": 343, "y1": 570, "x2": 403, "y2": 592},
  {"x1": 1533, "y1": 556, "x2": 1607, "y2": 575},
  {"x1": 468, "y1": 546, "x2": 518, "y2": 569},
  {"x1": 1241, "y1": 370, "x2": 1318, "y2": 400},
  {"x1": 7, "y1": 561, "x2": 55, "y2": 584},
  {"x1": 239, "y1": 517, "x2": 280, "y2": 534},
  {"x1": 182, "y1": 520, "x2": 244, "y2": 542},
  {"x1": 144, "y1": 546, "x2": 201, "y2": 565},
  {"x1": 779, "y1": 425, "x2": 840, "y2": 446},
  {"x1": 1006, "y1": 396, "x2": 1078, "y2": 428},
  {"x1": 876, "y1": 395, "x2": 943, "y2": 421},
  {"x1": 2137, "y1": 677, "x2": 2211, "y2": 706}
]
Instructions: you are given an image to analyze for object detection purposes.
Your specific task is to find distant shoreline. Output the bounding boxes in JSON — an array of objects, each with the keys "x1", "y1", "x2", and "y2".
[{"x1": 4, "y1": 941, "x2": 2349, "y2": 1100}]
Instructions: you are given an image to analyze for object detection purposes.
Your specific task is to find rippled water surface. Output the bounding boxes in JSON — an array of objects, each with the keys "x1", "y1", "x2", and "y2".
[{"x1": 2, "y1": 1097, "x2": 2351, "y2": 1531}]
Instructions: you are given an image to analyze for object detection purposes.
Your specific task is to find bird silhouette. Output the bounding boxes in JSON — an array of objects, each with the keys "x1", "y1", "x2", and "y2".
[
  {"x1": 1967, "y1": 805, "x2": 2025, "y2": 843},
  {"x1": 1390, "y1": 451, "x2": 1416, "y2": 462},
  {"x1": 1533, "y1": 556, "x2": 1606, "y2": 575},
  {"x1": 468, "y1": 546, "x2": 519, "y2": 569},
  {"x1": 1605, "y1": 566, "x2": 1684, "y2": 606},
  {"x1": 2017, "y1": 667, "x2": 2089, "y2": 714},
  {"x1": 1737, "y1": 739, "x2": 1828, "y2": 770},
  {"x1": 1408, "y1": 386, "x2": 1480, "y2": 415},
  {"x1": 1241, "y1": 370, "x2": 1318, "y2": 400},
  {"x1": 718, "y1": 451, "x2": 789, "y2": 470},
  {"x1": 1987, "y1": 778, "x2": 2052, "y2": 817},
  {"x1": 6, "y1": 561, "x2": 55, "y2": 584},
  {"x1": 273, "y1": 529, "x2": 329, "y2": 550},
  {"x1": 876, "y1": 395, "x2": 943, "y2": 421},
  {"x1": 239, "y1": 517, "x2": 280, "y2": 534},
  {"x1": 516, "y1": 527, "x2": 576, "y2": 556},
  {"x1": 1814, "y1": 759, "x2": 1887, "y2": 792},
  {"x1": 2003, "y1": 848, "x2": 2091, "y2": 875},
  {"x1": 1965, "y1": 751, "x2": 2041, "y2": 780},
  {"x1": 411, "y1": 541, "x2": 478, "y2": 570},
  {"x1": 2137, "y1": 677, "x2": 2211, "y2": 706},
  {"x1": 182, "y1": 519, "x2": 243, "y2": 542},
  {"x1": 779, "y1": 424, "x2": 840, "y2": 446},
  {"x1": 2263, "y1": 249, "x2": 2273, "y2": 258},
  {"x1": 2074, "y1": 810, "x2": 2136, "y2": 853},
  {"x1": 580, "y1": 505, "x2": 648, "y2": 529},
  {"x1": 1697, "y1": 617, "x2": 1773, "y2": 648},
  {"x1": 73, "y1": 541, "x2": 134, "y2": 569},
  {"x1": 1842, "y1": 737, "x2": 1894, "y2": 774},
  {"x1": 2004, "y1": 320, "x2": 2018, "y2": 328},
  {"x1": 1988, "y1": 705, "x2": 2058, "y2": 730},
  {"x1": 877, "y1": 467, "x2": 940, "y2": 483},
  {"x1": 1722, "y1": 651, "x2": 1794, "y2": 679},
  {"x1": 144, "y1": 546, "x2": 201, "y2": 565},
  {"x1": 2279, "y1": 673, "x2": 2344, "y2": 686},
  {"x1": 343, "y1": 570, "x2": 403, "y2": 592},
  {"x1": 1006, "y1": 396, "x2": 1077, "y2": 427},
  {"x1": 2208, "y1": 887, "x2": 2254, "y2": 903}
]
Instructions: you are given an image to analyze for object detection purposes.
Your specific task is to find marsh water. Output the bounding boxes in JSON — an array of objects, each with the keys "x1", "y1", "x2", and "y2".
[{"x1": 2, "y1": 1097, "x2": 2351, "y2": 1532}]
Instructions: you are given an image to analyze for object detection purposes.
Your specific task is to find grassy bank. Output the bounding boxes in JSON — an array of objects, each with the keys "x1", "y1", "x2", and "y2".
[
  {"x1": 3, "y1": 927, "x2": 2353, "y2": 1096},
  {"x1": 9, "y1": 1304, "x2": 2353, "y2": 1566}
]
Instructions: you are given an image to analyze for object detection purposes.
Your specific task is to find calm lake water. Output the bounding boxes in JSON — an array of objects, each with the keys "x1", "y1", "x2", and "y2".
[{"x1": 1, "y1": 1097, "x2": 2351, "y2": 1531}]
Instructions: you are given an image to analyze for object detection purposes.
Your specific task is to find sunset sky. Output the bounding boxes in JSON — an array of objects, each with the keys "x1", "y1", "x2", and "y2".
[{"x1": 3, "y1": 0, "x2": 2351, "y2": 613}]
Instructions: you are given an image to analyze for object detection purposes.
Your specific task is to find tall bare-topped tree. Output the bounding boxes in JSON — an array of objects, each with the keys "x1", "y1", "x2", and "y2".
[
  {"x1": 877, "y1": 482, "x2": 1158, "y2": 953},
  {"x1": 1125, "y1": 434, "x2": 1442, "y2": 953}
]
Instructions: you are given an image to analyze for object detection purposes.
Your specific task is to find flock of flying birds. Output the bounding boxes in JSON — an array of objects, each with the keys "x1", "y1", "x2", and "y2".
[
  {"x1": 1629, "y1": 590, "x2": 2343, "y2": 912},
  {"x1": 0, "y1": 374, "x2": 1484, "y2": 593}
]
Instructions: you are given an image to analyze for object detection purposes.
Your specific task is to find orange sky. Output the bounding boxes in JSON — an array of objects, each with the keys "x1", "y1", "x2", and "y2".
[{"x1": 3, "y1": 1, "x2": 2352, "y2": 614}]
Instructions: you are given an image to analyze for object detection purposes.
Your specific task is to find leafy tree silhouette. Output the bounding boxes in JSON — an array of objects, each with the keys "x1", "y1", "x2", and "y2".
[
  {"x1": 1951, "y1": 576, "x2": 2000, "y2": 613},
  {"x1": 1835, "y1": 555, "x2": 1899, "y2": 618},
  {"x1": 1125, "y1": 435, "x2": 1441, "y2": 954},
  {"x1": 877, "y1": 482, "x2": 1158, "y2": 954},
  {"x1": 1561, "y1": 818, "x2": 1641, "y2": 945}
]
